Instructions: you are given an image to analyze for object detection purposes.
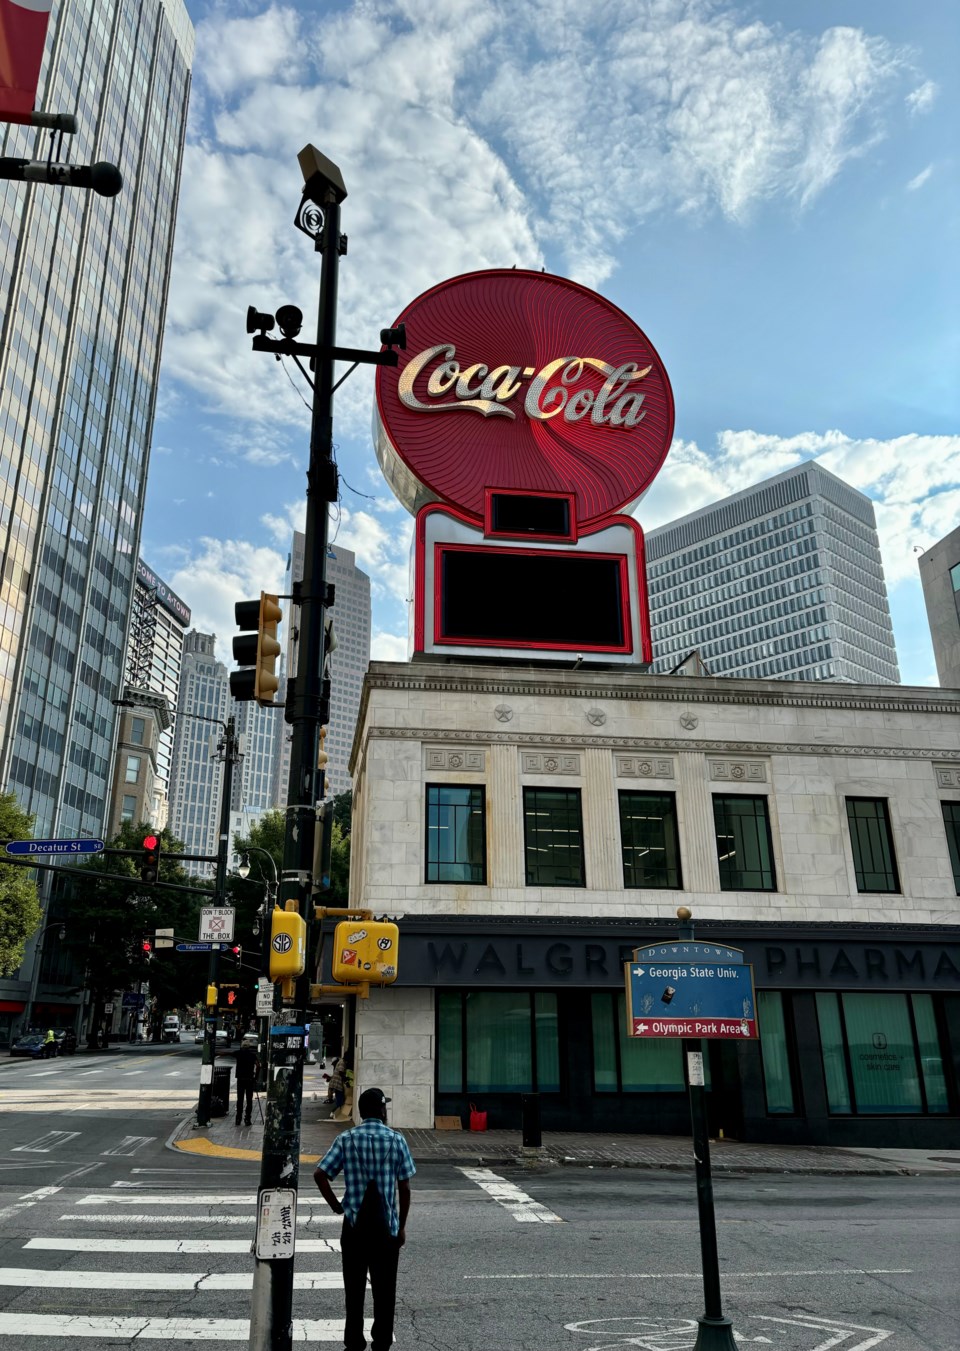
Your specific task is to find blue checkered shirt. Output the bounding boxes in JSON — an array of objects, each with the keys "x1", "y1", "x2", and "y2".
[{"x1": 317, "y1": 1119, "x2": 416, "y2": 1236}]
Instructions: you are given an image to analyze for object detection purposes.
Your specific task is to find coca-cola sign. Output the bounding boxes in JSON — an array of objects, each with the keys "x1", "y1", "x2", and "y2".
[{"x1": 375, "y1": 269, "x2": 674, "y2": 527}]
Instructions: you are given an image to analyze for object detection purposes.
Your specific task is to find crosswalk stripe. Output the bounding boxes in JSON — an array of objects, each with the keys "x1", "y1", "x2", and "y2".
[
  {"x1": 0, "y1": 1267, "x2": 342, "y2": 1290},
  {"x1": 0, "y1": 1313, "x2": 343, "y2": 1339},
  {"x1": 99, "y1": 1136, "x2": 156, "y2": 1157},
  {"x1": 26, "y1": 1237, "x2": 340, "y2": 1253},
  {"x1": 76, "y1": 1193, "x2": 328, "y2": 1206},
  {"x1": 11, "y1": 1131, "x2": 81, "y2": 1153},
  {"x1": 26, "y1": 1070, "x2": 58, "y2": 1077},
  {"x1": 459, "y1": 1166, "x2": 563, "y2": 1223},
  {"x1": 63, "y1": 1212, "x2": 338, "y2": 1225}
]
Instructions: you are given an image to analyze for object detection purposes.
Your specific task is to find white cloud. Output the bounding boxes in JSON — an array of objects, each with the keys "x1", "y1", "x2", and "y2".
[
  {"x1": 166, "y1": 536, "x2": 288, "y2": 666},
  {"x1": 906, "y1": 164, "x2": 934, "y2": 192},
  {"x1": 371, "y1": 630, "x2": 408, "y2": 661},
  {"x1": 906, "y1": 79, "x2": 938, "y2": 115},
  {"x1": 161, "y1": 1, "x2": 916, "y2": 433}
]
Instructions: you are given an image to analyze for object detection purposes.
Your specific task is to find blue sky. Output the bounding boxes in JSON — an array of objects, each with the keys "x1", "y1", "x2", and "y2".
[{"x1": 143, "y1": 0, "x2": 958, "y2": 684}]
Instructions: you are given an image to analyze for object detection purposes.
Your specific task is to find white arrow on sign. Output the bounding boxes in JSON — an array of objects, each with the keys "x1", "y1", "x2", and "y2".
[{"x1": 633, "y1": 966, "x2": 646, "y2": 976}]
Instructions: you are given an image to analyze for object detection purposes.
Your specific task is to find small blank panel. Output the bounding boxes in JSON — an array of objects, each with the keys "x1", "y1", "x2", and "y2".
[
  {"x1": 439, "y1": 547, "x2": 627, "y2": 650},
  {"x1": 489, "y1": 493, "x2": 571, "y2": 538}
]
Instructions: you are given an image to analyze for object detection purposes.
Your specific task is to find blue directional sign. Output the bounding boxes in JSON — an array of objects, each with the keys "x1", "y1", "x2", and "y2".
[
  {"x1": 5, "y1": 838, "x2": 104, "y2": 856},
  {"x1": 176, "y1": 942, "x2": 214, "y2": 953},
  {"x1": 624, "y1": 941, "x2": 757, "y2": 1040}
]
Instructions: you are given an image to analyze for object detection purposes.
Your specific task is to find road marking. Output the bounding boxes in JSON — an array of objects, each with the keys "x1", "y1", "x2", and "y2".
[
  {"x1": 0, "y1": 1267, "x2": 343, "y2": 1290},
  {"x1": 27, "y1": 1236, "x2": 340, "y2": 1254},
  {"x1": 63, "y1": 1212, "x2": 337, "y2": 1225},
  {"x1": 77, "y1": 1070, "x2": 103, "y2": 1076},
  {"x1": 27, "y1": 1070, "x2": 58, "y2": 1077},
  {"x1": 0, "y1": 1313, "x2": 343, "y2": 1339},
  {"x1": 165, "y1": 1071, "x2": 183, "y2": 1076},
  {"x1": 458, "y1": 1166, "x2": 562, "y2": 1223},
  {"x1": 122, "y1": 1070, "x2": 146, "y2": 1076},
  {"x1": 55, "y1": 1163, "x2": 103, "y2": 1185},
  {"x1": 752, "y1": 1315, "x2": 894, "y2": 1350},
  {"x1": 99, "y1": 1135, "x2": 156, "y2": 1157},
  {"x1": 76, "y1": 1192, "x2": 325, "y2": 1206},
  {"x1": 466, "y1": 1267, "x2": 915, "y2": 1281},
  {"x1": 0, "y1": 1185, "x2": 61, "y2": 1223},
  {"x1": 11, "y1": 1131, "x2": 81, "y2": 1153}
]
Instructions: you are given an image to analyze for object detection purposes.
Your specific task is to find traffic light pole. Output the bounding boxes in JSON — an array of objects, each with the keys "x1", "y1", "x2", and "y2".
[
  {"x1": 196, "y1": 717, "x2": 239, "y2": 1129},
  {"x1": 249, "y1": 155, "x2": 343, "y2": 1351}
]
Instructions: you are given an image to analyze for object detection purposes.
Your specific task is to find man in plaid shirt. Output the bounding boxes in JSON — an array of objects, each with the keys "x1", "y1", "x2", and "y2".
[{"x1": 315, "y1": 1087, "x2": 416, "y2": 1351}]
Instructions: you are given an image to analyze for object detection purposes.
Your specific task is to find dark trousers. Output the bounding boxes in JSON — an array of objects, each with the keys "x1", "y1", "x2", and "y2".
[
  {"x1": 235, "y1": 1080, "x2": 253, "y2": 1123},
  {"x1": 341, "y1": 1221, "x2": 401, "y2": 1351}
]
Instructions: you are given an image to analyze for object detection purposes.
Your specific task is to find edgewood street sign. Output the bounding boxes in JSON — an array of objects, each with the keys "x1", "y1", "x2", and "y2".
[{"x1": 624, "y1": 941, "x2": 758, "y2": 1039}]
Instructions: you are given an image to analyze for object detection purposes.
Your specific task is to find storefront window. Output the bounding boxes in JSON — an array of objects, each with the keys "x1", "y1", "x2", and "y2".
[
  {"x1": 845, "y1": 798, "x2": 900, "y2": 893},
  {"x1": 815, "y1": 993, "x2": 852, "y2": 1113},
  {"x1": 712, "y1": 795, "x2": 776, "y2": 890},
  {"x1": 523, "y1": 787, "x2": 585, "y2": 886},
  {"x1": 618, "y1": 791, "x2": 682, "y2": 888},
  {"x1": 437, "y1": 991, "x2": 559, "y2": 1093},
  {"x1": 426, "y1": 785, "x2": 486, "y2": 884},
  {"x1": 757, "y1": 992, "x2": 795, "y2": 1114},
  {"x1": 942, "y1": 802, "x2": 960, "y2": 895},
  {"x1": 591, "y1": 992, "x2": 709, "y2": 1093},
  {"x1": 816, "y1": 991, "x2": 949, "y2": 1115}
]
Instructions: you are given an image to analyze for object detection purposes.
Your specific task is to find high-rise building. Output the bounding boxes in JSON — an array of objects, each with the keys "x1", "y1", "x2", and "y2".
[
  {"x1": 168, "y1": 632, "x2": 228, "y2": 876},
  {"x1": 272, "y1": 534, "x2": 370, "y2": 803},
  {"x1": 645, "y1": 461, "x2": 899, "y2": 684},
  {"x1": 231, "y1": 697, "x2": 280, "y2": 837},
  {"x1": 325, "y1": 544, "x2": 371, "y2": 796},
  {"x1": 0, "y1": 0, "x2": 193, "y2": 840},
  {"x1": 0, "y1": 1, "x2": 193, "y2": 1029},
  {"x1": 918, "y1": 525, "x2": 960, "y2": 689}
]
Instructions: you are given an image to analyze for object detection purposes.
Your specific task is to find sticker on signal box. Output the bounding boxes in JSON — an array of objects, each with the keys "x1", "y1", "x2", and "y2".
[{"x1": 340, "y1": 948, "x2": 358, "y2": 965}]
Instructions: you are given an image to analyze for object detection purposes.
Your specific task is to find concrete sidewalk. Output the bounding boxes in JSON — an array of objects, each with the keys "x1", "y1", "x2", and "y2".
[{"x1": 172, "y1": 1087, "x2": 960, "y2": 1177}]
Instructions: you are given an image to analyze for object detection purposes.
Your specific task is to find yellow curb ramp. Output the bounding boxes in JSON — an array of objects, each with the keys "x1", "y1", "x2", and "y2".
[{"x1": 175, "y1": 1135, "x2": 321, "y2": 1164}]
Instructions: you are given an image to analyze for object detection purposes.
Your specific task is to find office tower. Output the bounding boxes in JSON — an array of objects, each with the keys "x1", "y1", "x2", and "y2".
[
  {"x1": 231, "y1": 697, "x2": 280, "y2": 836},
  {"x1": 168, "y1": 632, "x2": 228, "y2": 876},
  {"x1": 271, "y1": 533, "x2": 305, "y2": 810},
  {"x1": 324, "y1": 544, "x2": 372, "y2": 795},
  {"x1": 918, "y1": 525, "x2": 960, "y2": 688},
  {"x1": 113, "y1": 558, "x2": 190, "y2": 826},
  {"x1": 0, "y1": 0, "x2": 193, "y2": 841},
  {"x1": 272, "y1": 534, "x2": 370, "y2": 802},
  {"x1": 645, "y1": 461, "x2": 899, "y2": 684}
]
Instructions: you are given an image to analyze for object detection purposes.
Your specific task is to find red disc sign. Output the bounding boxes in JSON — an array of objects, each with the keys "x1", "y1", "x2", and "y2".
[{"x1": 374, "y1": 269, "x2": 674, "y2": 528}]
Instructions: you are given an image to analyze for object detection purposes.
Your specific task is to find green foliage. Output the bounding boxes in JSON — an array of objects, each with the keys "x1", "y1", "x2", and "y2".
[
  {"x1": 329, "y1": 820, "x2": 350, "y2": 904},
  {"x1": 0, "y1": 792, "x2": 41, "y2": 976},
  {"x1": 331, "y1": 790, "x2": 352, "y2": 836}
]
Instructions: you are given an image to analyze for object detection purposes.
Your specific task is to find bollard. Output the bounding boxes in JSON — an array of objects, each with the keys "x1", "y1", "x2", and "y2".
[{"x1": 521, "y1": 1092, "x2": 542, "y2": 1148}]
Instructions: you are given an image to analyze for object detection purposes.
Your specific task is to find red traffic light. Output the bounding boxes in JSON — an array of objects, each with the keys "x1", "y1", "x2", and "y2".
[
  {"x1": 142, "y1": 835, "x2": 158, "y2": 852},
  {"x1": 226, "y1": 989, "x2": 237, "y2": 1005},
  {"x1": 142, "y1": 939, "x2": 152, "y2": 953},
  {"x1": 140, "y1": 834, "x2": 161, "y2": 885}
]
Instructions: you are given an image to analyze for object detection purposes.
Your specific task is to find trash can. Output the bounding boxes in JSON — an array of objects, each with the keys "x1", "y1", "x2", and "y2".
[{"x1": 211, "y1": 1066, "x2": 232, "y2": 1118}]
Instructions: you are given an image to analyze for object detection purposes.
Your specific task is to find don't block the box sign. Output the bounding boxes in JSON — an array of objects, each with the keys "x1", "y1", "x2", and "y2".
[{"x1": 373, "y1": 269, "x2": 675, "y2": 666}]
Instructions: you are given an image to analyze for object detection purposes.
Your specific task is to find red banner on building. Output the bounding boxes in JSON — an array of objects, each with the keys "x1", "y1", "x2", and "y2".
[{"x1": 0, "y1": 0, "x2": 52, "y2": 124}]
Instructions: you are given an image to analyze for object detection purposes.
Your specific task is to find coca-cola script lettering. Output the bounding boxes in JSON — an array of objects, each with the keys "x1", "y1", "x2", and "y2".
[{"x1": 398, "y1": 344, "x2": 651, "y2": 427}]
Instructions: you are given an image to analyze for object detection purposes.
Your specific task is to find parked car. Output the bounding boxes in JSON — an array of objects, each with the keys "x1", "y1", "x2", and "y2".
[
  {"x1": 161, "y1": 1015, "x2": 181, "y2": 1044},
  {"x1": 241, "y1": 1032, "x2": 258, "y2": 1048},
  {"x1": 53, "y1": 1029, "x2": 77, "y2": 1055},
  {"x1": 10, "y1": 1033, "x2": 47, "y2": 1059}
]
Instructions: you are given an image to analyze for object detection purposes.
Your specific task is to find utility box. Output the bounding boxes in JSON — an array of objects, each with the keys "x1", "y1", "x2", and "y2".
[{"x1": 332, "y1": 921, "x2": 399, "y2": 985}]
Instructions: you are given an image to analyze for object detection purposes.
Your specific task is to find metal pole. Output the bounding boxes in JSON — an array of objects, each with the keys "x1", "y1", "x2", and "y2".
[
  {"x1": 249, "y1": 171, "x2": 342, "y2": 1351},
  {"x1": 196, "y1": 717, "x2": 238, "y2": 1128}
]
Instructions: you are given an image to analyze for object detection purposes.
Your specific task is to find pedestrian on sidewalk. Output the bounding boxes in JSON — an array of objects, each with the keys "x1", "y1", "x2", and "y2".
[
  {"x1": 233, "y1": 1041, "x2": 258, "y2": 1126},
  {"x1": 315, "y1": 1087, "x2": 416, "y2": 1351},
  {"x1": 43, "y1": 1028, "x2": 56, "y2": 1059},
  {"x1": 328, "y1": 1058, "x2": 346, "y2": 1112}
]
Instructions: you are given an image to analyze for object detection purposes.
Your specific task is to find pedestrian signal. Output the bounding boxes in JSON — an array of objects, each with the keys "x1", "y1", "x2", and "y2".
[
  {"x1": 269, "y1": 904, "x2": 306, "y2": 982},
  {"x1": 217, "y1": 984, "x2": 240, "y2": 1011}
]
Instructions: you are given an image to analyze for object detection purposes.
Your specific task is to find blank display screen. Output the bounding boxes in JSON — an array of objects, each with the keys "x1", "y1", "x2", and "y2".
[
  {"x1": 490, "y1": 493, "x2": 571, "y2": 538},
  {"x1": 439, "y1": 548, "x2": 627, "y2": 649}
]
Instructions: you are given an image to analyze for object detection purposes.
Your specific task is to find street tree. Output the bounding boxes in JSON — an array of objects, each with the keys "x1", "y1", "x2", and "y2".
[
  {"x1": 331, "y1": 789, "x2": 352, "y2": 836},
  {"x1": 0, "y1": 792, "x2": 41, "y2": 976}
]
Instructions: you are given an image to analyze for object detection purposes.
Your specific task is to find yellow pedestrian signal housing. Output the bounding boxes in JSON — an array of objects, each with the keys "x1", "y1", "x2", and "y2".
[
  {"x1": 230, "y1": 592, "x2": 283, "y2": 706},
  {"x1": 206, "y1": 984, "x2": 217, "y2": 1007},
  {"x1": 269, "y1": 904, "x2": 306, "y2": 982},
  {"x1": 332, "y1": 921, "x2": 398, "y2": 986}
]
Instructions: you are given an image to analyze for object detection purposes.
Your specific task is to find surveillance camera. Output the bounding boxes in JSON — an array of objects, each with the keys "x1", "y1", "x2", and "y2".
[
  {"x1": 246, "y1": 306, "x2": 275, "y2": 335},
  {"x1": 379, "y1": 322, "x2": 406, "y2": 351},
  {"x1": 275, "y1": 305, "x2": 303, "y2": 339}
]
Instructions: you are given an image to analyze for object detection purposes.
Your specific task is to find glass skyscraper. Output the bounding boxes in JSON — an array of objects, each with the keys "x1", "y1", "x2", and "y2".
[
  {"x1": 0, "y1": 0, "x2": 193, "y2": 840},
  {"x1": 168, "y1": 631, "x2": 228, "y2": 879},
  {"x1": 646, "y1": 461, "x2": 900, "y2": 684}
]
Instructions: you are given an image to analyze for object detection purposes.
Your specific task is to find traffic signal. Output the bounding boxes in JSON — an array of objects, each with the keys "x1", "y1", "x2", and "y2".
[
  {"x1": 217, "y1": 984, "x2": 240, "y2": 1011},
  {"x1": 140, "y1": 835, "x2": 160, "y2": 884},
  {"x1": 230, "y1": 592, "x2": 282, "y2": 706},
  {"x1": 229, "y1": 944, "x2": 242, "y2": 966},
  {"x1": 141, "y1": 938, "x2": 153, "y2": 958},
  {"x1": 269, "y1": 904, "x2": 306, "y2": 983}
]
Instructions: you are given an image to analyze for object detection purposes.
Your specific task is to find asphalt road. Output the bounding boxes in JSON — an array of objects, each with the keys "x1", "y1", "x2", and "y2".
[{"x1": 0, "y1": 1045, "x2": 956, "y2": 1349}]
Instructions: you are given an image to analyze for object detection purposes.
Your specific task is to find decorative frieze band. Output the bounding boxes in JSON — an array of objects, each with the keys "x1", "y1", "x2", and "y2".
[
  {"x1": 615, "y1": 755, "x2": 675, "y2": 780},
  {"x1": 709, "y1": 758, "x2": 768, "y2": 783},
  {"x1": 935, "y1": 764, "x2": 960, "y2": 789},
  {"x1": 521, "y1": 751, "x2": 581, "y2": 775},
  {"x1": 424, "y1": 747, "x2": 486, "y2": 772}
]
